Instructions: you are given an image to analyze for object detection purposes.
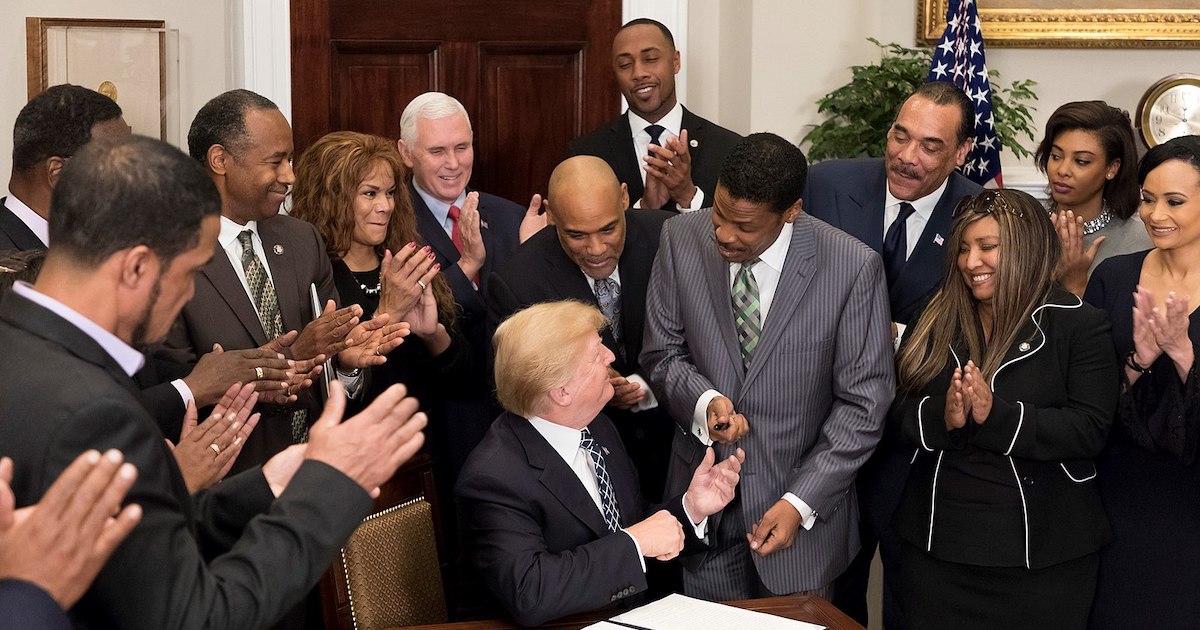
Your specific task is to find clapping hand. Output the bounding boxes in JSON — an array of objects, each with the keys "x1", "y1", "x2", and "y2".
[
  {"x1": 378, "y1": 244, "x2": 439, "y2": 320},
  {"x1": 944, "y1": 367, "x2": 969, "y2": 431},
  {"x1": 1053, "y1": 209, "x2": 1105, "y2": 297},
  {"x1": 961, "y1": 361, "x2": 993, "y2": 424},
  {"x1": 338, "y1": 312, "x2": 410, "y2": 369},
  {"x1": 644, "y1": 129, "x2": 698, "y2": 208},
  {"x1": 259, "y1": 331, "x2": 323, "y2": 405},
  {"x1": 1139, "y1": 286, "x2": 1194, "y2": 380},
  {"x1": 457, "y1": 192, "x2": 486, "y2": 280},
  {"x1": 518, "y1": 194, "x2": 548, "y2": 243},
  {"x1": 293, "y1": 301, "x2": 361, "y2": 361},
  {"x1": 168, "y1": 383, "x2": 260, "y2": 493}
]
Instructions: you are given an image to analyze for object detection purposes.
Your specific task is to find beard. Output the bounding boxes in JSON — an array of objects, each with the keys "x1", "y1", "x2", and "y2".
[{"x1": 131, "y1": 275, "x2": 162, "y2": 349}]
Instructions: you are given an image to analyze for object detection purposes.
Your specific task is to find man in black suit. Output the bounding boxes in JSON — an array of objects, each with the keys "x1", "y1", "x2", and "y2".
[
  {"x1": 1, "y1": 84, "x2": 292, "y2": 440},
  {"x1": 487, "y1": 156, "x2": 673, "y2": 501},
  {"x1": 0, "y1": 134, "x2": 426, "y2": 629},
  {"x1": 398, "y1": 91, "x2": 545, "y2": 474},
  {"x1": 457, "y1": 300, "x2": 742, "y2": 626},
  {"x1": 567, "y1": 19, "x2": 741, "y2": 213},
  {"x1": 803, "y1": 81, "x2": 983, "y2": 629},
  {"x1": 168, "y1": 89, "x2": 402, "y2": 475}
]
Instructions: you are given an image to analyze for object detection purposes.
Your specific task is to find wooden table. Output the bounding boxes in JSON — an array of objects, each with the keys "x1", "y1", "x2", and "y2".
[{"x1": 401, "y1": 595, "x2": 866, "y2": 630}]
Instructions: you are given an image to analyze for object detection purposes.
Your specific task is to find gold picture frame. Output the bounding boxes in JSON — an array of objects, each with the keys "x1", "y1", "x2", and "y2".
[
  {"x1": 26, "y1": 17, "x2": 172, "y2": 139},
  {"x1": 918, "y1": 1, "x2": 1200, "y2": 48}
]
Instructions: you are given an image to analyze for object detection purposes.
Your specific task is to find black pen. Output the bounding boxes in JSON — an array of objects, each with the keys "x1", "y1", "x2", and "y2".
[{"x1": 605, "y1": 620, "x2": 654, "y2": 630}]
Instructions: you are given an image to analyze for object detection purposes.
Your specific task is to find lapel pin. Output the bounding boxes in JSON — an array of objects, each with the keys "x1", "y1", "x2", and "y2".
[
  {"x1": 1019, "y1": 342, "x2": 1030, "y2": 352},
  {"x1": 602, "y1": 446, "x2": 610, "y2": 456},
  {"x1": 933, "y1": 234, "x2": 944, "y2": 246},
  {"x1": 480, "y1": 219, "x2": 489, "y2": 230},
  {"x1": 690, "y1": 139, "x2": 699, "y2": 148},
  {"x1": 273, "y1": 244, "x2": 284, "y2": 255}
]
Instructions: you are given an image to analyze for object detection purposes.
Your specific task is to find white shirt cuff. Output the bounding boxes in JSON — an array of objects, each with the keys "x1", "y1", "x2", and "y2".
[
  {"x1": 691, "y1": 389, "x2": 722, "y2": 445},
  {"x1": 624, "y1": 373, "x2": 659, "y2": 412},
  {"x1": 782, "y1": 492, "x2": 818, "y2": 531},
  {"x1": 682, "y1": 186, "x2": 705, "y2": 212},
  {"x1": 622, "y1": 530, "x2": 647, "y2": 573},
  {"x1": 170, "y1": 379, "x2": 194, "y2": 410},
  {"x1": 680, "y1": 497, "x2": 709, "y2": 539}
]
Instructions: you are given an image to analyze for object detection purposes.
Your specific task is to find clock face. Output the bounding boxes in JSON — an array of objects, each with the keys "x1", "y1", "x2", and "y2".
[{"x1": 1145, "y1": 82, "x2": 1200, "y2": 146}]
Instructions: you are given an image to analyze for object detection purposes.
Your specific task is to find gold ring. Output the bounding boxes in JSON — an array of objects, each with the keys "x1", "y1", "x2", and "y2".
[
  {"x1": 209, "y1": 443, "x2": 221, "y2": 456},
  {"x1": 417, "y1": 280, "x2": 427, "y2": 290},
  {"x1": 254, "y1": 366, "x2": 264, "y2": 379}
]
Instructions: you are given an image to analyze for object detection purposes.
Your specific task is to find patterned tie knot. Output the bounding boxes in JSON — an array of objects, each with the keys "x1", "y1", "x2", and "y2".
[
  {"x1": 580, "y1": 427, "x2": 621, "y2": 533},
  {"x1": 732, "y1": 260, "x2": 762, "y2": 371},
  {"x1": 645, "y1": 124, "x2": 666, "y2": 147},
  {"x1": 237, "y1": 229, "x2": 254, "y2": 250}
]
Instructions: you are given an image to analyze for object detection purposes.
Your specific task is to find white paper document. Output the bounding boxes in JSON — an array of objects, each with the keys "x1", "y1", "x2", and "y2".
[{"x1": 605, "y1": 593, "x2": 826, "y2": 630}]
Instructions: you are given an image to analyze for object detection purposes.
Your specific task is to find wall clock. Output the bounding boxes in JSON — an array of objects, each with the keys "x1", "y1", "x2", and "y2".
[{"x1": 1136, "y1": 73, "x2": 1200, "y2": 148}]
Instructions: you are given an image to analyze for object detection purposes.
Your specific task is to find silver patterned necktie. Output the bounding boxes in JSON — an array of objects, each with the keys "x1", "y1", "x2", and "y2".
[
  {"x1": 593, "y1": 277, "x2": 624, "y2": 359},
  {"x1": 580, "y1": 427, "x2": 621, "y2": 533},
  {"x1": 237, "y1": 230, "x2": 308, "y2": 443},
  {"x1": 731, "y1": 260, "x2": 762, "y2": 371}
]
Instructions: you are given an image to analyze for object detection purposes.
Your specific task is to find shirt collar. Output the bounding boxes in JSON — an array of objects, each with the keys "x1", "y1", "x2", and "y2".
[
  {"x1": 13, "y1": 282, "x2": 145, "y2": 377},
  {"x1": 583, "y1": 266, "x2": 621, "y2": 292},
  {"x1": 528, "y1": 415, "x2": 585, "y2": 464},
  {"x1": 750, "y1": 221, "x2": 793, "y2": 273},
  {"x1": 3, "y1": 193, "x2": 49, "y2": 246},
  {"x1": 627, "y1": 101, "x2": 684, "y2": 140},
  {"x1": 412, "y1": 179, "x2": 468, "y2": 228},
  {"x1": 219, "y1": 215, "x2": 260, "y2": 249},
  {"x1": 885, "y1": 177, "x2": 950, "y2": 223}
]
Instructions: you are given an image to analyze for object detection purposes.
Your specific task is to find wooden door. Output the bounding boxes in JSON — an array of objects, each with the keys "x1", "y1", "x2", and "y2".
[{"x1": 290, "y1": 0, "x2": 622, "y2": 204}]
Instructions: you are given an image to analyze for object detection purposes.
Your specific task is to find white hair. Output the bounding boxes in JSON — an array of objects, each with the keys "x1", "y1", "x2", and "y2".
[{"x1": 399, "y1": 92, "x2": 471, "y2": 145}]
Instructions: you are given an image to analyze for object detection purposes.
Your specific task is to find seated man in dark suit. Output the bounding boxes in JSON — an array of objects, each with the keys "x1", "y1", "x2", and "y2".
[
  {"x1": 398, "y1": 91, "x2": 545, "y2": 477},
  {"x1": 0, "y1": 450, "x2": 140, "y2": 630},
  {"x1": 567, "y1": 19, "x2": 741, "y2": 212},
  {"x1": 457, "y1": 301, "x2": 743, "y2": 626},
  {"x1": 487, "y1": 156, "x2": 673, "y2": 501},
  {"x1": 802, "y1": 81, "x2": 982, "y2": 629},
  {"x1": 2, "y1": 84, "x2": 293, "y2": 438},
  {"x1": 0, "y1": 134, "x2": 427, "y2": 629}
]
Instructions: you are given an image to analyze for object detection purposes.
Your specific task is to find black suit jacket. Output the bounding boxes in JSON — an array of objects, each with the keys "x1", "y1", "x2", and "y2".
[
  {"x1": 455, "y1": 412, "x2": 702, "y2": 626},
  {"x1": 485, "y1": 209, "x2": 674, "y2": 499},
  {"x1": 567, "y1": 108, "x2": 742, "y2": 212},
  {"x1": 0, "y1": 197, "x2": 43, "y2": 250},
  {"x1": 0, "y1": 291, "x2": 372, "y2": 629},
  {"x1": 163, "y1": 214, "x2": 338, "y2": 472},
  {"x1": 803, "y1": 158, "x2": 982, "y2": 325},
  {"x1": 0, "y1": 579, "x2": 70, "y2": 630}
]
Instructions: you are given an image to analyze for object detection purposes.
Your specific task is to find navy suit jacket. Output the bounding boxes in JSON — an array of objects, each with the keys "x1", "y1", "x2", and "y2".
[
  {"x1": 0, "y1": 198, "x2": 43, "y2": 250},
  {"x1": 0, "y1": 580, "x2": 70, "y2": 630},
  {"x1": 567, "y1": 108, "x2": 741, "y2": 213},
  {"x1": 803, "y1": 158, "x2": 981, "y2": 325},
  {"x1": 455, "y1": 412, "x2": 702, "y2": 626}
]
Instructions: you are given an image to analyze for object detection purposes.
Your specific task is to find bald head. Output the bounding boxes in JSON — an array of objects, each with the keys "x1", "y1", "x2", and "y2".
[{"x1": 547, "y1": 156, "x2": 629, "y2": 280}]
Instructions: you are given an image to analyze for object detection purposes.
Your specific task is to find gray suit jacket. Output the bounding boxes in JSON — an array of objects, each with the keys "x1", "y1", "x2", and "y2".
[{"x1": 640, "y1": 211, "x2": 895, "y2": 593}]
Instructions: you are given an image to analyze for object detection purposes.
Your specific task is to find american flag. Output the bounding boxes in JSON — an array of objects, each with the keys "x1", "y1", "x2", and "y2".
[{"x1": 928, "y1": 0, "x2": 1002, "y2": 187}]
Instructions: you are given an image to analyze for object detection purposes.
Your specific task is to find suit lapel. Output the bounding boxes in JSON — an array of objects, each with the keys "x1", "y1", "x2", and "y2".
[
  {"x1": 1, "y1": 292, "x2": 134, "y2": 386},
  {"x1": 0, "y1": 201, "x2": 46, "y2": 250},
  {"x1": 200, "y1": 248, "x2": 270, "y2": 346},
  {"x1": 609, "y1": 115, "x2": 644, "y2": 203},
  {"x1": 509, "y1": 413, "x2": 611, "y2": 538},
  {"x1": 744, "y1": 217, "x2": 817, "y2": 386},
  {"x1": 259, "y1": 218, "x2": 306, "y2": 332},
  {"x1": 836, "y1": 164, "x2": 887, "y2": 251},
  {"x1": 702, "y1": 234, "x2": 744, "y2": 372}
]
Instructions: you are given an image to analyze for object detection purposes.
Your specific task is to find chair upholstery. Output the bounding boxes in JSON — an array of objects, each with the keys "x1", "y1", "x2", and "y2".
[{"x1": 320, "y1": 454, "x2": 448, "y2": 630}]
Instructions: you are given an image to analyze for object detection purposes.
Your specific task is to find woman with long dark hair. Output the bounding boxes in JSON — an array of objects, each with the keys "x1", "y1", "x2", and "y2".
[{"x1": 892, "y1": 189, "x2": 1118, "y2": 629}]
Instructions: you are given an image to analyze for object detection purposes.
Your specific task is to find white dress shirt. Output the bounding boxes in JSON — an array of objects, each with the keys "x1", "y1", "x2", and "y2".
[
  {"x1": 883, "y1": 177, "x2": 949, "y2": 260},
  {"x1": 582, "y1": 267, "x2": 658, "y2": 412},
  {"x1": 528, "y1": 415, "x2": 707, "y2": 572},
  {"x1": 627, "y1": 103, "x2": 705, "y2": 212},
  {"x1": 688, "y1": 222, "x2": 817, "y2": 531},
  {"x1": 3, "y1": 194, "x2": 49, "y2": 246}
]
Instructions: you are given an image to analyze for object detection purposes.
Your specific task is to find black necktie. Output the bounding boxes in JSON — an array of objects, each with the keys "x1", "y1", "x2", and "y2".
[
  {"x1": 645, "y1": 124, "x2": 666, "y2": 147},
  {"x1": 883, "y1": 202, "x2": 916, "y2": 286}
]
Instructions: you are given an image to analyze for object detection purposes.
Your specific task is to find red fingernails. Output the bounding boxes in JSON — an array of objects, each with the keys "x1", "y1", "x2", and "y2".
[
  {"x1": 433, "y1": 263, "x2": 441, "y2": 270},
  {"x1": 428, "y1": 252, "x2": 435, "y2": 259},
  {"x1": 406, "y1": 241, "x2": 416, "y2": 249},
  {"x1": 421, "y1": 245, "x2": 431, "y2": 252}
]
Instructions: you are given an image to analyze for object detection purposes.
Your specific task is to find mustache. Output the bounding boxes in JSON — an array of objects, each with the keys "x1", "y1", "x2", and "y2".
[{"x1": 890, "y1": 162, "x2": 920, "y2": 179}]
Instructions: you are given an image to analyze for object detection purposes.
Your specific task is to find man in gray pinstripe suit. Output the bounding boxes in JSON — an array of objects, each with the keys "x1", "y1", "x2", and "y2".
[{"x1": 641, "y1": 133, "x2": 895, "y2": 600}]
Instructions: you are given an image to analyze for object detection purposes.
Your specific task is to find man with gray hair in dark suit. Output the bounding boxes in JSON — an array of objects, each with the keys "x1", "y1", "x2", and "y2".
[{"x1": 641, "y1": 133, "x2": 895, "y2": 601}]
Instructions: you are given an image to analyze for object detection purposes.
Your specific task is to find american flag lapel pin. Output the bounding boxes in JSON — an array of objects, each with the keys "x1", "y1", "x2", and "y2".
[
  {"x1": 602, "y1": 446, "x2": 610, "y2": 456},
  {"x1": 934, "y1": 234, "x2": 944, "y2": 247},
  {"x1": 480, "y1": 219, "x2": 489, "y2": 230}
]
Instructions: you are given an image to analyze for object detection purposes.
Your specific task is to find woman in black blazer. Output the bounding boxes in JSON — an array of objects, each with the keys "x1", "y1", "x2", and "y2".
[{"x1": 891, "y1": 190, "x2": 1119, "y2": 630}]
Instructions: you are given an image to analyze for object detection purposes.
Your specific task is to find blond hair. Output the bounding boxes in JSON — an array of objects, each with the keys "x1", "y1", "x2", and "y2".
[{"x1": 493, "y1": 301, "x2": 606, "y2": 417}]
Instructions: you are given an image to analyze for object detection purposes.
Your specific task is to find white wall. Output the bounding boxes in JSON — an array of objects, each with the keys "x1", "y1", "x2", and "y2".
[
  {"x1": 686, "y1": 0, "x2": 1200, "y2": 189},
  {"x1": 0, "y1": 0, "x2": 231, "y2": 180}
]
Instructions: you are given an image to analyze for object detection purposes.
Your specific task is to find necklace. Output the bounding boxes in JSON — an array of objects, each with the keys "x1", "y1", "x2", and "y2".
[
  {"x1": 358, "y1": 280, "x2": 381, "y2": 296},
  {"x1": 1049, "y1": 200, "x2": 1113, "y2": 236},
  {"x1": 350, "y1": 268, "x2": 381, "y2": 296}
]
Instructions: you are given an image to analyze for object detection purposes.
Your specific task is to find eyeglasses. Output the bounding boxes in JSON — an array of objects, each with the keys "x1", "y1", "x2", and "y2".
[{"x1": 952, "y1": 190, "x2": 1026, "y2": 219}]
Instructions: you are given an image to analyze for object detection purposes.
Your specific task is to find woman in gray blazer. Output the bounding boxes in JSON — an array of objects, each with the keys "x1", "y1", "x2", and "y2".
[{"x1": 890, "y1": 190, "x2": 1119, "y2": 630}]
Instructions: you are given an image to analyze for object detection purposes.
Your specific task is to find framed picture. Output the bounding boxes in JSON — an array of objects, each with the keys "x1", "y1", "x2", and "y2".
[
  {"x1": 918, "y1": 1, "x2": 1200, "y2": 48},
  {"x1": 26, "y1": 17, "x2": 179, "y2": 140}
]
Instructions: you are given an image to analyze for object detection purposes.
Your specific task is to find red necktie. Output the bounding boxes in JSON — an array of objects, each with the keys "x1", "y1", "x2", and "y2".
[{"x1": 447, "y1": 204, "x2": 479, "y2": 284}]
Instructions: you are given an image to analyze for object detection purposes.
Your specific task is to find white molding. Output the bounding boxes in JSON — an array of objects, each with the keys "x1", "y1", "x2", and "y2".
[
  {"x1": 1003, "y1": 164, "x2": 1049, "y2": 203},
  {"x1": 230, "y1": 0, "x2": 292, "y2": 122},
  {"x1": 622, "y1": 0, "x2": 689, "y2": 107}
]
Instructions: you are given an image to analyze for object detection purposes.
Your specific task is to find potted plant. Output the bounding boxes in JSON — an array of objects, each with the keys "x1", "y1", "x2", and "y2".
[{"x1": 802, "y1": 38, "x2": 1038, "y2": 163}]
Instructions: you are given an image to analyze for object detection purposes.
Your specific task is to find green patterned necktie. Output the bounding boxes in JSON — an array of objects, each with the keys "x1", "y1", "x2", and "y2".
[
  {"x1": 237, "y1": 230, "x2": 308, "y2": 443},
  {"x1": 731, "y1": 260, "x2": 762, "y2": 371}
]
